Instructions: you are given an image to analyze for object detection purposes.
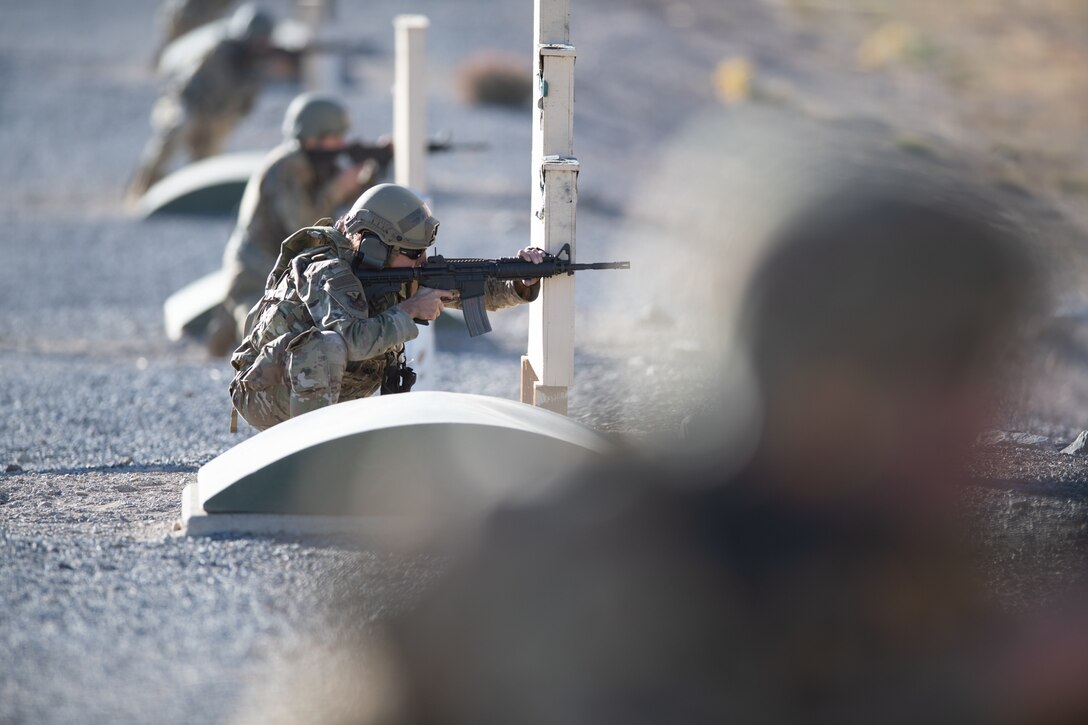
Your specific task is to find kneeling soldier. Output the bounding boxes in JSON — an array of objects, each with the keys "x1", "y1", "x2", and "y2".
[
  {"x1": 212, "y1": 93, "x2": 386, "y2": 355},
  {"x1": 229, "y1": 184, "x2": 543, "y2": 430}
]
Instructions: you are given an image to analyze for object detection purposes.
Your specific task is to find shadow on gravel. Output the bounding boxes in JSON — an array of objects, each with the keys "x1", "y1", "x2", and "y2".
[
  {"x1": 179, "y1": 532, "x2": 398, "y2": 558},
  {"x1": 7, "y1": 463, "x2": 201, "y2": 477},
  {"x1": 973, "y1": 478, "x2": 1088, "y2": 501}
]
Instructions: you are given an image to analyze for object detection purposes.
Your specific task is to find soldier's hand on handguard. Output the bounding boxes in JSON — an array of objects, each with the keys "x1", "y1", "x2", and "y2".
[
  {"x1": 399, "y1": 287, "x2": 453, "y2": 322},
  {"x1": 335, "y1": 164, "x2": 365, "y2": 197},
  {"x1": 517, "y1": 246, "x2": 545, "y2": 286}
]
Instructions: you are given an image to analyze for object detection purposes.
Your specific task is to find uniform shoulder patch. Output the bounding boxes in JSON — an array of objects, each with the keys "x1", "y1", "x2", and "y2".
[{"x1": 326, "y1": 270, "x2": 359, "y2": 290}]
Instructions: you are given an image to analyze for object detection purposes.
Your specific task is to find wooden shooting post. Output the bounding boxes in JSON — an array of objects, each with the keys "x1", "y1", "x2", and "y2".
[
  {"x1": 394, "y1": 14, "x2": 435, "y2": 387},
  {"x1": 394, "y1": 15, "x2": 430, "y2": 191},
  {"x1": 297, "y1": 0, "x2": 336, "y2": 90},
  {"x1": 522, "y1": 0, "x2": 579, "y2": 415}
]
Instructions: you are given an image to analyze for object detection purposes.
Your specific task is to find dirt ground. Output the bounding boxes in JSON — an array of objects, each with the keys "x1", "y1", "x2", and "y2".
[{"x1": 2, "y1": 0, "x2": 1087, "y2": 722}]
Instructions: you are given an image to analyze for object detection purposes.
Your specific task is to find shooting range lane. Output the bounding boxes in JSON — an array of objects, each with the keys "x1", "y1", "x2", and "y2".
[
  {"x1": 0, "y1": 4, "x2": 686, "y2": 720},
  {"x1": 4, "y1": 0, "x2": 1088, "y2": 723}
]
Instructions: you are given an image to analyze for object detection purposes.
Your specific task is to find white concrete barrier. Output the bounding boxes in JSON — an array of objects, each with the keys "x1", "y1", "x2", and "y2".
[{"x1": 182, "y1": 392, "x2": 611, "y2": 536}]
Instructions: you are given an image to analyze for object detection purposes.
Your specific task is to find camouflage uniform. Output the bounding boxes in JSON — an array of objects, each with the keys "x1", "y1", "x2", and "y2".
[
  {"x1": 220, "y1": 141, "x2": 374, "y2": 334},
  {"x1": 229, "y1": 225, "x2": 537, "y2": 430},
  {"x1": 129, "y1": 31, "x2": 266, "y2": 196},
  {"x1": 157, "y1": 0, "x2": 238, "y2": 48}
]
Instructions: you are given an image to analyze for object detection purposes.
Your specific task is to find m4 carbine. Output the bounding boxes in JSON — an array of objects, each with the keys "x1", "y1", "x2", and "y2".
[
  {"x1": 312, "y1": 132, "x2": 490, "y2": 169},
  {"x1": 353, "y1": 244, "x2": 630, "y2": 337}
]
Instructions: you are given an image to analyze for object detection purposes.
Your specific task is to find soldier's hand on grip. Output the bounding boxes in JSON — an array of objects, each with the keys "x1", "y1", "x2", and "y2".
[{"x1": 399, "y1": 287, "x2": 453, "y2": 322}]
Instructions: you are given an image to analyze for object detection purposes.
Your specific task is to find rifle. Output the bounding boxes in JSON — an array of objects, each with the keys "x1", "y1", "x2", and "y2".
[
  {"x1": 353, "y1": 244, "x2": 630, "y2": 337},
  {"x1": 310, "y1": 133, "x2": 490, "y2": 169}
]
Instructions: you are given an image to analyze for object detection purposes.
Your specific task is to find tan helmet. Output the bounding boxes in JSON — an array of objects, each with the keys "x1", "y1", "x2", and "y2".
[
  {"x1": 343, "y1": 184, "x2": 439, "y2": 251},
  {"x1": 282, "y1": 93, "x2": 350, "y2": 141}
]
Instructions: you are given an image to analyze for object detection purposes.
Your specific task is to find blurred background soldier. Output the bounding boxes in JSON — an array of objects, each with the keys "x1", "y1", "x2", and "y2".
[
  {"x1": 325, "y1": 185, "x2": 1088, "y2": 724},
  {"x1": 127, "y1": 3, "x2": 274, "y2": 200},
  {"x1": 208, "y1": 93, "x2": 392, "y2": 355},
  {"x1": 152, "y1": 0, "x2": 239, "y2": 65},
  {"x1": 229, "y1": 184, "x2": 542, "y2": 429}
]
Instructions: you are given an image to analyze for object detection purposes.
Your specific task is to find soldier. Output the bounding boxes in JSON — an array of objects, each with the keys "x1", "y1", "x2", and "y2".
[
  {"x1": 127, "y1": 3, "x2": 274, "y2": 200},
  {"x1": 152, "y1": 0, "x2": 239, "y2": 65},
  {"x1": 210, "y1": 93, "x2": 389, "y2": 355},
  {"x1": 229, "y1": 183, "x2": 544, "y2": 430},
  {"x1": 325, "y1": 187, "x2": 1088, "y2": 725}
]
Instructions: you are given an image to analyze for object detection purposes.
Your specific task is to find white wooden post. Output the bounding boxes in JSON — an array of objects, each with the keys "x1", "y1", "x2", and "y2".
[
  {"x1": 523, "y1": 0, "x2": 578, "y2": 415},
  {"x1": 296, "y1": 0, "x2": 338, "y2": 91},
  {"x1": 394, "y1": 15, "x2": 435, "y2": 389},
  {"x1": 394, "y1": 15, "x2": 429, "y2": 191}
]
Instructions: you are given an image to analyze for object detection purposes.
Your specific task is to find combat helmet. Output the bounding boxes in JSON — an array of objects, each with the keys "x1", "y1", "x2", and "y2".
[
  {"x1": 282, "y1": 93, "x2": 350, "y2": 141},
  {"x1": 228, "y1": 3, "x2": 274, "y2": 45},
  {"x1": 343, "y1": 184, "x2": 440, "y2": 255}
]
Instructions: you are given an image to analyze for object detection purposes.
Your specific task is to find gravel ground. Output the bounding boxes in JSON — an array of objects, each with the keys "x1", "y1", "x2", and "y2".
[{"x1": 2, "y1": 0, "x2": 1087, "y2": 722}]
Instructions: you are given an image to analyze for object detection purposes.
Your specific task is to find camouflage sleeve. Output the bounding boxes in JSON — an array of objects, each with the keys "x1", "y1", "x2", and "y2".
[
  {"x1": 445, "y1": 277, "x2": 540, "y2": 312},
  {"x1": 268, "y1": 164, "x2": 326, "y2": 234},
  {"x1": 307, "y1": 156, "x2": 386, "y2": 213},
  {"x1": 309, "y1": 181, "x2": 346, "y2": 220},
  {"x1": 295, "y1": 256, "x2": 419, "y2": 362}
]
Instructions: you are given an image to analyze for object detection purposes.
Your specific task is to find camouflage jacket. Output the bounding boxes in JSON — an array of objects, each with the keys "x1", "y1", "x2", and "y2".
[
  {"x1": 231, "y1": 226, "x2": 537, "y2": 402},
  {"x1": 176, "y1": 38, "x2": 263, "y2": 119},
  {"x1": 222, "y1": 142, "x2": 346, "y2": 302}
]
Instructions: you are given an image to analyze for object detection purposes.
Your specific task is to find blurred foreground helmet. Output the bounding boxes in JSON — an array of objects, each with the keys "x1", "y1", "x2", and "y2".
[
  {"x1": 228, "y1": 3, "x2": 274, "y2": 44},
  {"x1": 343, "y1": 184, "x2": 439, "y2": 250},
  {"x1": 283, "y1": 93, "x2": 350, "y2": 141}
]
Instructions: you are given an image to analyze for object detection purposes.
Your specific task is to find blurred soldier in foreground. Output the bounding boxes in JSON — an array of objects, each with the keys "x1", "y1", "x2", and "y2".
[
  {"x1": 229, "y1": 183, "x2": 543, "y2": 430},
  {"x1": 336, "y1": 187, "x2": 1088, "y2": 724},
  {"x1": 152, "y1": 0, "x2": 239, "y2": 65},
  {"x1": 209, "y1": 93, "x2": 391, "y2": 355},
  {"x1": 127, "y1": 3, "x2": 274, "y2": 200}
]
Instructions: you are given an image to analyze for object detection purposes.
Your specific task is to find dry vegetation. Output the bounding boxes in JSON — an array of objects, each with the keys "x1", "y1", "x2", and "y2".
[
  {"x1": 454, "y1": 51, "x2": 534, "y2": 109},
  {"x1": 782, "y1": 0, "x2": 1088, "y2": 220}
]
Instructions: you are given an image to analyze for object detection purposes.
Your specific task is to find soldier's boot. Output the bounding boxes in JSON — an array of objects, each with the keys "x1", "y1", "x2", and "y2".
[
  {"x1": 286, "y1": 329, "x2": 348, "y2": 419},
  {"x1": 205, "y1": 304, "x2": 239, "y2": 358}
]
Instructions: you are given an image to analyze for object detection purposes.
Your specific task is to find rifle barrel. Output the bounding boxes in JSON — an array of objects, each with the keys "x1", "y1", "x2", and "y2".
[
  {"x1": 353, "y1": 257, "x2": 630, "y2": 283},
  {"x1": 568, "y1": 262, "x2": 631, "y2": 270}
]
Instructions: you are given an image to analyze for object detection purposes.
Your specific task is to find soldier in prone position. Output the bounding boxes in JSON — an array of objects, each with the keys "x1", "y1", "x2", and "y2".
[
  {"x1": 127, "y1": 3, "x2": 274, "y2": 200},
  {"x1": 229, "y1": 184, "x2": 544, "y2": 430},
  {"x1": 211, "y1": 93, "x2": 388, "y2": 354}
]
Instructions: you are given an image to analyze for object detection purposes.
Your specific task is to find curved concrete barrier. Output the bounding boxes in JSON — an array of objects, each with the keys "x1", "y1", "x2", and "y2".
[
  {"x1": 163, "y1": 268, "x2": 229, "y2": 341},
  {"x1": 138, "y1": 151, "x2": 264, "y2": 217},
  {"x1": 183, "y1": 392, "x2": 611, "y2": 535}
]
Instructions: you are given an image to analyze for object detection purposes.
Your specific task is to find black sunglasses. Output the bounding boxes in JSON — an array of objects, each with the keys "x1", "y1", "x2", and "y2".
[{"x1": 397, "y1": 247, "x2": 426, "y2": 260}]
